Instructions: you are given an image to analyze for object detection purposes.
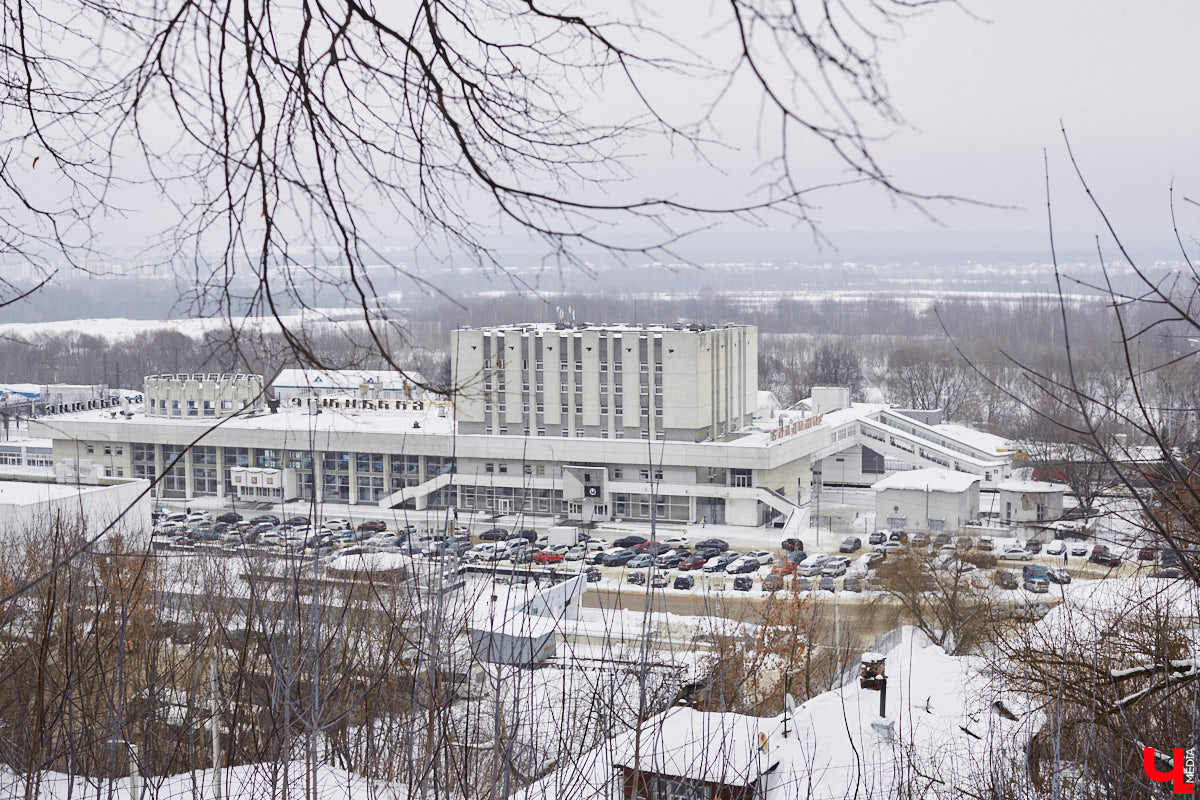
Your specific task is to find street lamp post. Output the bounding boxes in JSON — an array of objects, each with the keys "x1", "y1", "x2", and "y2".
[{"x1": 106, "y1": 740, "x2": 141, "y2": 800}]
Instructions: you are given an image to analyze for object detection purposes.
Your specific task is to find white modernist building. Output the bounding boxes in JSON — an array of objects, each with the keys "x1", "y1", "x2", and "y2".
[
  {"x1": 873, "y1": 467, "x2": 981, "y2": 534},
  {"x1": 27, "y1": 323, "x2": 1013, "y2": 531}
]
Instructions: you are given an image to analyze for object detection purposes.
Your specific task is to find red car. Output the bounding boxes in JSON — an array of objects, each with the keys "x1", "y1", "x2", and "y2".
[
  {"x1": 534, "y1": 550, "x2": 564, "y2": 564},
  {"x1": 678, "y1": 553, "x2": 709, "y2": 571},
  {"x1": 771, "y1": 561, "x2": 798, "y2": 576}
]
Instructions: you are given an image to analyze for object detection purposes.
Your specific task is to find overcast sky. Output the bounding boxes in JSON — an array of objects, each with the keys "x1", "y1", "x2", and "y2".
[{"x1": 816, "y1": 0, "x2": 1200, "y2": 242}]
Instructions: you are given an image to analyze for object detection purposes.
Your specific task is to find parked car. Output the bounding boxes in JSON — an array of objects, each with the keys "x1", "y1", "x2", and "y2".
[
  {"x1": 874, "y1": 541, "x2": 903, "y2": 554},
  {"x1": 356, "y1": 520, "x2": 388, "y2": 533},
  {"x1": 564, "y1": 545, "x2": 588, "y2": 561},
  {"x1": 674, "y1": 575, "x2": 695, "y2": 590},
  {"x1": 794, "y1": 577, "x2": 813, "y2": 592},
  {"x1": 818, "y1": 576, "x2": 837, "y2": 592},
  {"x1": 955, "y1": 537, "x2": 974, "y2": 551},
  {"x1": 762, "y1": 574, "x2": 784, "y2": 592},
  {"x1": 702, "y1": 552, "x2": 741, "y2": 573},
  {"x1": 865, "y1": 551, "x2": 886, "y2": 569},
  {"x1": 910, "y1": 532, "x2": 930, "y2": 547},
  {"x1": 796, "y1": 554, "x2": 831, "y2": 576},
  {"x1": 1024, "y1": 539, "x2": 1043, "y2": 554},
  {"x1": 284, "y1": 516, "x2": 310, "y2": 527},
  {"x1": 1044, "y1": 540, "x2": 1065, "y2": 556},
  {"x1": 513, "y1": 529, "x2": 538, "y2": 543},
  {"x1": 839, "y1": 537, "x2": 862, "y2": 553},
  {"x1": 732, "y1": 576, "x2": 754, "y2": 591},
  {"x1": 585, "y1": 539, "x2": 609, "y2": 552},
  {"x1": 821, "y1": 561, "x2": 848, "y2": 578},
  {"x1": 889, "y1": 531, "x2": 910, "y2": 543},
  {"x1": 1046, "y1": 567, "x2": 1071, "y2": 585},
  {"x1": 627, "y1": 571, "x2": 646, "y2": 585},
  {"x1": 584, "y1": 566, "x2": 602, "y2": 582},
  {"x1": 650, "y1": 573, "x2": 669, "y2": 588},
  {"x1": 1155, "y1": 567, "x2": 1185, "y2": 579},
  {"x1": 627, "y1": 554, "x2": 654, "y2": 569},
  {"x1": 636, "y1": 541, "x2": 672, "y2": 556},
  {"x1": 772, "y1": 554, "x2": 804, "y2": 575},
  {"x1": 216, "y1": 511, "x2": 243, "y2": 523},
  {"x1": 1023, "y1": 577, "x2": 1049, "y2": 593},
  {"x1": 1070, "y1": 543, "x2": 1090, "y2": 557},
  {"x1": 613, "y1": 535, "x2": 648, "y2": 549},
  {"x1": 479, "y1": 527, "x2": 509, "y2": 541},
  {"x1": 843, "y1": 576, "x2": 863, "y2": 593},
  {"x1": 868, "y1": 531, "x2": 888, "y2": 546},
  {"x1": 781, "y1": 538, "x2": 804, "y2": 552},
  {"x1": 654, "y1": 552, "x2": 687, "y2": 569},
  {"x1": 1022, "y1": 565, "x2": 1049, "y2": 583},
  {"x1": 994, "y1": 569, "x2": 1019, "y2": 589},
  {"x1": 745, "y1": 549, "x2": 775, "y2": 565},
  {"x1": 932, "y1": 533, "x2": 951, "y2": 548},
  {"x1": 999, "y1": 548, "x2": 1034, "y2": 561},
  {"x1": 726, "y1": 557, "x2": 760, "y2": 574},
  {"x1": 509, "y1": 549, "x2": 538, "y2": 564},
  {"x1": 1089, "y1": 551, "x2": 1121, "y2": 567},
  {"x1": 250, "y1": 514, "x2": 280, "y2": 525},
  {"x1": 1137, "y1": 546, "x2": 1159, "y2": 561},
  {"x1": 600, "y1": 549, "x2": 637, "y2": 567},
  {"x1": 186, "y1": 510, "x2": 212, "y2": 523},
  {"x1": 534, "y1": 550, "x2": 565, "y2": 564},
  {"x1": 694, "y1": 538, "x2": 730, "y2": 552},
  {"x1": 977, "y1": 536, "x2": 995, "y2": 551},
  {"x1": 678, "y1": 552, "x2": 710, "y2": 571}
]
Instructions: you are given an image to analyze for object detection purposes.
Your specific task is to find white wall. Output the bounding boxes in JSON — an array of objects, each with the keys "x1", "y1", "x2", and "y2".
[{"x1": 875, "y1": 485, "x2": 978, "y2": 533}]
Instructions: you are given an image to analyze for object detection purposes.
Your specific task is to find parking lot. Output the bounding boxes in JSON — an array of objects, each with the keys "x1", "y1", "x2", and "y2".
[{"x1": 151, "y1": 501, "x2": 1179, "y2": 605}]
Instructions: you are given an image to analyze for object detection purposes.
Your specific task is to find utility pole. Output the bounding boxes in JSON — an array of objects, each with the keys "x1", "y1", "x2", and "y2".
[{"x1": 211, "y1": 655, "x2": 222, "y2": 800}]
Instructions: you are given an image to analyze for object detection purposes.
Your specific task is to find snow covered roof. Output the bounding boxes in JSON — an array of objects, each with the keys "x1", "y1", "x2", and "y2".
[
  {"x1": 518, "y1": 626, "x2": 1033, "y2": 800},
  {"x1": 871, "y1": 467, "x2": 980, "y2": 494},
  {"x1": 610, "y1": 707, "x2": 778, "y2": 786},
  {"x1": 273, "y1": 368, "x2": 427, "y2": 394},
  {"x1": 931, "y1": 423, "x2": 1013, "y2": 455},
  {"x1": 995, "y1": 479, "x2": 1068, "y2": 494}
]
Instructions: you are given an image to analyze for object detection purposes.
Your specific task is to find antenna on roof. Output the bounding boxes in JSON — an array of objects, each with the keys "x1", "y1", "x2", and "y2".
[{"x1": 556, "y1": 306, "x2": 564, "y2": 323}]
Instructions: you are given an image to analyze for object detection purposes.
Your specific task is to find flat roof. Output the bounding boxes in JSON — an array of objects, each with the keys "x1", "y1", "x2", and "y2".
[
  {"x1": 0, "y1": 479, "x2": 113, "y2": 507},
  {"x1": 455, "y1": 322, "x2": 751, "y2": 334},
  {"x1": 872, "y1": 468, "x2": 980, "y2": 494}
]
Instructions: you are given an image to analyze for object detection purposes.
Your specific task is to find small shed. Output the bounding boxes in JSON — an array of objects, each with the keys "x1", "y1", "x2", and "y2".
[
  {"x1": 611, "y1": 706, "x2": 779, "y2": 800},
  {"x1": 467, "y1": 613, "x2": 556, "y2": 666},
  {"x1": 872, "y1": 468, "x2": 980, "y2": 534},
  {"x1": 994, "y1": 479, "x2": 1067, "y2": 525}
]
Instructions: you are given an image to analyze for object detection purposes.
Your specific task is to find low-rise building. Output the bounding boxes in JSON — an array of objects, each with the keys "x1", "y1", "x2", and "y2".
[
  {"x1": 873, "y1": 467, "x2": 981, "y2": 534},
  {"x1": 993, "y1": 478, "x2": 1068, "y2": 525}
]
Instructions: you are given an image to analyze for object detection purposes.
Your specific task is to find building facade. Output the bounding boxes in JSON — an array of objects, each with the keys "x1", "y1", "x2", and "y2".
[
  {"x1": 451, "y1": 323, "x2": 757, "y2": 443},
  {"x1": 30, "y1": 323, "x2": 824, "y2": 529}
]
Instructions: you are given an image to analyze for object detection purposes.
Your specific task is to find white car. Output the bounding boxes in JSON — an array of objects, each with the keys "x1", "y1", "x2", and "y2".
[
  {"x1": 796, "y1": 554, "x2": 830, "y2": 576},
  {"x1": 874, "y1": 541, "x2": 903, "y2": 554},
  {"x1": 186, "y1": 511, "x2": 212, "y2": 523},
  {"x1": 664, "y1": 536, "x2": 689, "y2": 547},
  {"x1": 585, "y1": 539, "x2": 608, "y2": 552},
  {"x1": 565, "y1": 545, "x2": 588, "y2": 561},
  {"x1": 999, "y1": 548, "x2": 1034, "y2": 561},
  {"x1": 745, "y1": 549, "x2": 775, "y2": 565},
  {"x1": 324, "y1": 518, "x2": 351, "y2": 530},
  {"x1": 1045, "y1": 540, "x2": 1066, "y2": 556}
]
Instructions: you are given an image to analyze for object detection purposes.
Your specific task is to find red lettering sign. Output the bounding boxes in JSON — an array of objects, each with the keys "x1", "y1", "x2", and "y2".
[{"x1": 1144, "y1": 748, "x2": 1196, "y2": 795}]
